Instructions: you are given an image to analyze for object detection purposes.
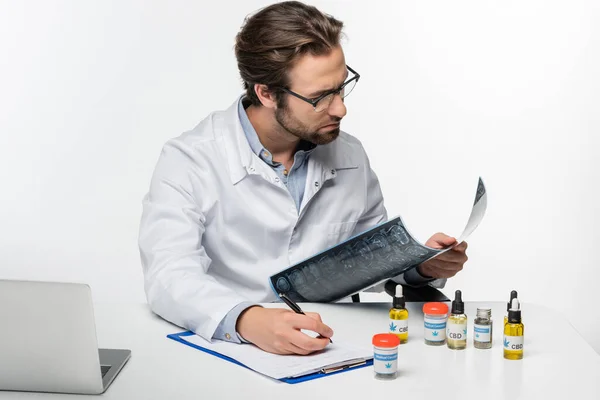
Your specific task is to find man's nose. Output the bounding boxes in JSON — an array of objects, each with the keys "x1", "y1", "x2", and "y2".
[{"x1": 328, "y1": 94, "x2": 347, "y2": 119}]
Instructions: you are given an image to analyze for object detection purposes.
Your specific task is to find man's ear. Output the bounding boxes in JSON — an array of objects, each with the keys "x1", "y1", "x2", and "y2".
[{"x1": 254, "y1": 84, "x2": 278, "y2": 109}]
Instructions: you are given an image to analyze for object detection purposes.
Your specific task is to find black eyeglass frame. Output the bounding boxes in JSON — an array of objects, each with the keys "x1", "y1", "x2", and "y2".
[{"x1": 277, "y1": 65, "x2": 360, "y2": 111}]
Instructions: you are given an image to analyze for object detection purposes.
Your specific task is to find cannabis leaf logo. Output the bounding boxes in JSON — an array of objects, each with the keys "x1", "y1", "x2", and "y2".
[
  {"x1": 432, "y1": 331, "x2": 439, "y2": 337},
  {"x1": 385, "y1": 363, "x2": 392, "y2": 369},
  {"x1": 389, "y1": 322, "x2": 397, "y2": 332},
  {"x1": 504, "y1": 338, "x2": 510, "y2": 348}
]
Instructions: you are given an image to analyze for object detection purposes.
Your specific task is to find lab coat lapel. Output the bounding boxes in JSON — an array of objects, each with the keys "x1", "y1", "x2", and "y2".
[
  {"x1": 299, "y1": 135, "x2": 359, "y2": 215},
  {"x1": 219, "y1": 96, "x2": 259, "y2": 185}
]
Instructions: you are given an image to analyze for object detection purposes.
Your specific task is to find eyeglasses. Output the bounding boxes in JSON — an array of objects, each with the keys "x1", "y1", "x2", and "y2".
[{"x1": 278, "y1": 65, "x2": 360, "y2": 113}]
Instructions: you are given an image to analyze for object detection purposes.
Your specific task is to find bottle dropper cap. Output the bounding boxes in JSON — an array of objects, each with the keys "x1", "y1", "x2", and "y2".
[
  {"x1": 451, "y1": 290, "x2": 464, "y2": 314},
  {"x1": 508, "y1": 297, "x2": 522, "y2": 323},
  {"x1": 393, "y1": 285, "x2": 405, "y2": 309},
  {"x1": 507, "y1": 290, "x2": 518, "y2": 312}
]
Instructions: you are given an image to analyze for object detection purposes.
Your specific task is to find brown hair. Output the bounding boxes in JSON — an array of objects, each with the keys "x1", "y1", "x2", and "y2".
[{"x1": 234, "y1": 1, "x2": 344, "y2": 106}]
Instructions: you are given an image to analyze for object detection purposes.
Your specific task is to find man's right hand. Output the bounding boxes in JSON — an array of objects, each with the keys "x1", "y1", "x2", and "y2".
[{"x1": 236, "y1": 306, "x2": 334, "y2": 355}]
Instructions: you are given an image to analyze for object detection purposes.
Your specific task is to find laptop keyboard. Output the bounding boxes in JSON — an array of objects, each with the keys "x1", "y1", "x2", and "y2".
[{"x1": 101, "y1": 365, "x2": 111, "y2": 378}]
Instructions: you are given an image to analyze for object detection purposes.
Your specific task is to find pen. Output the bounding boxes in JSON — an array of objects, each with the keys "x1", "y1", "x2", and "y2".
[{"x1": 278, "y1": 293, "x2": 333, "y2": 343}]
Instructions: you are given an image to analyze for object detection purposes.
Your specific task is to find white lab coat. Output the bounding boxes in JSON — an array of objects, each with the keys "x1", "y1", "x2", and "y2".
[{"x1": 138, "y1": 97, "x2": 427, "y2": 341}]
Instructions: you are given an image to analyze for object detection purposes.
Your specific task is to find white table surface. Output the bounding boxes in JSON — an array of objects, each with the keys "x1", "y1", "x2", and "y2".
[{"x1": 1, "y1": 301, "x2": 599, "y2": 399}]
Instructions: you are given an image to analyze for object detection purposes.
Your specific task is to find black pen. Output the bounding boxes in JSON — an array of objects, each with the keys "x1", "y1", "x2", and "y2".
[{"x1": 278, "y1": 293, "x2": 333, "y2": 343}]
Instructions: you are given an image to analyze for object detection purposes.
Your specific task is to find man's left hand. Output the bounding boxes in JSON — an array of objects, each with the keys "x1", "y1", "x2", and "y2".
[{"x1": 417, "y1": 233, "x2": 468, "y2": 279}]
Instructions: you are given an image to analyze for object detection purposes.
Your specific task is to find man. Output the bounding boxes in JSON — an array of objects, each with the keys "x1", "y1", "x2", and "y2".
[{"x1": 138, "y1": 1, "x2": 468, "y2": 356}]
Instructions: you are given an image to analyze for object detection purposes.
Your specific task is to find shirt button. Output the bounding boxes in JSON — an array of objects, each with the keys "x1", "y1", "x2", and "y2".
[
  {"x1": 331, "y1": 169, "x2": 336, "y2": 175},
  {"x1": 263, "y1": 151, "x2": 270, "y2": 157},
  {"x1": 225, "y1": 333, "x2": 231, "y2": 340},
  {"x1": 283, "y1": 169, "x2": 288, "y2": 176},
  {"x1": 275, "y1": 177, "x2": 280, "y2": 183},
  {"x1": 315, "y1": 181, "x2": 320, "y2": 187}
]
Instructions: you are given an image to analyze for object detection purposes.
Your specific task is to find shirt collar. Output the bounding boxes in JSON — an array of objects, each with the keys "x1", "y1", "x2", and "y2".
[
  {"x1": 237, "y1": 97, "x2": 317, "y2": 165},
  {"x1": 238, "y1": 97, "x2": 267, "y2": 159},
  {"x1": 220, "y1": 96, "x2": 357, "y2": 185}
]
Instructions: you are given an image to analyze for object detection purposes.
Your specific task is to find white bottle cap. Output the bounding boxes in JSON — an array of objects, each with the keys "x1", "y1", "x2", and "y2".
[
  {"x1": 395, "y1": 285, "x2": 403, "y2": 298},
  {"x1": 510, "y1": 297, "x2": 520, "y2": 310}
]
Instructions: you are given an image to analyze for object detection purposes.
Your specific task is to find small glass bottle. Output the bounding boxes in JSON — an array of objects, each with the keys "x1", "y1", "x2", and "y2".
[
  {"x1": 504, "y1": 298, "x2": 524, "y2": 360},
  {"x1": 473, "y1": 308, "x2": 493, "y2": 349},
  {"x1": 389, "y1": 285, "x2": 409, "y2": 343},
  {"x1": 423, "y1": 302, "x2": 449, "y2": 346},
  {"x1": 447, "y1": 290, "x2": 467, "y2": 350},
  {"x1": 372, "y1": 333, "x2": 400, "y2": 380}
]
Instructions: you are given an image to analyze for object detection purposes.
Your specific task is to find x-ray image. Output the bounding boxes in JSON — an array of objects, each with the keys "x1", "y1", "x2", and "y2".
[{"x1": 270, "y1": 177, "x2": 487, "y2": 303}]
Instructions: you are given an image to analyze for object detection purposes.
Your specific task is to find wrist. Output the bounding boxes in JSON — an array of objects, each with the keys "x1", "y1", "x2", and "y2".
[{"x1": 236, "y1": 305, "x2": 263, "y2": 340}]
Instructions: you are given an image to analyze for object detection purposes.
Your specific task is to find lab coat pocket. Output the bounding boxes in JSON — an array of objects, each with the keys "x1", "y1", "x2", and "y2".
[{"x1": 325, "y1": 220, "x2": 358, "y2": 247}]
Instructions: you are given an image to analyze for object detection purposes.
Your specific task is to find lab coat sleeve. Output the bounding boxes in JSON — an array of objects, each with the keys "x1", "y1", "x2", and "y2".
[
  {"x1": 138, "y1": 139, "x2": 252, "y2": 341},
  {"x1": 352, "y1": 148, "x2": 444, "y2": 291},
  {"x1": 213, "y1": 301, "x2": 256, "y2": 343}
]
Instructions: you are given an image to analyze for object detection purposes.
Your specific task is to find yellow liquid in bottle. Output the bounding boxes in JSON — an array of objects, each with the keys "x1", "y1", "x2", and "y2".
[
  {"x1": 447, "y1": 314, "x2": 468, "y2": 350},
  {"x1": 503, "y1": 322, "x2": 524, "y2": 360},
  {"x1": 504, "y1": 316, "x2": 524, "y2": 327},
  {"x1": 389, "y1": 308, "x2": 409, "y2": 344}
]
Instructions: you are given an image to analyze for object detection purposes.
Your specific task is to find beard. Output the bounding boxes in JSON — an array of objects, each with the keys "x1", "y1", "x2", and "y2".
[{"x1": 274, "y1": 102, "x2": 341, "y2": 145}]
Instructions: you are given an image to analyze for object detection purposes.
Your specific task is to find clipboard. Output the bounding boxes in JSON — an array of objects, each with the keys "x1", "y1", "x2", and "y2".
[{"x1": 167, "y1": 331, "x2": 373, "y2": 384}]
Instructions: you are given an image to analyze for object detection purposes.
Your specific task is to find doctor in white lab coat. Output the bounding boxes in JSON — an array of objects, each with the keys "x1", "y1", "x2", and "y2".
[{"x1": 138, "y1": 1, "x2": 468, "y2": 356}]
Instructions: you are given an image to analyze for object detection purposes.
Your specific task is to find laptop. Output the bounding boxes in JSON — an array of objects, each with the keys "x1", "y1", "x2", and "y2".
[{"x1": 0, "y1": 279, "x2": 131, "y2": 395}]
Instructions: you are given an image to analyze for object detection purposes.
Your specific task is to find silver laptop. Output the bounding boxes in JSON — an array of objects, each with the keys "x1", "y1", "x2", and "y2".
[{"x1": 0, "y1": 279, "x2": 131, "y2": 394}]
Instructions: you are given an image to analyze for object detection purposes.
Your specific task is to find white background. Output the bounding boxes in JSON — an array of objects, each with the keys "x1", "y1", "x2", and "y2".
[{"x1": 1, "y1": 1, "x2": 598, "y2": 352}]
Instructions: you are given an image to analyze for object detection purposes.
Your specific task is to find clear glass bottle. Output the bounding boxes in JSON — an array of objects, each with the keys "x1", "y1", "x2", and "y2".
[
  {"x1": 473, "y1": 308, "x2": 493, "y2": 349},
  {"x1": 389, "y1": 285, "x2": 408, "y2": 344},
  {"x1": 372, "y1": 333, "x2": 400, "y2": 380},
  {"x1": 504, "y1": 298, "x2": 524, "y2": 360},
  {"x1": 423, "y1": 302, "x2": 449, "y2": 346},
  {"x1": 447, "y1": 290, "x2": 467, "y2": 350}
]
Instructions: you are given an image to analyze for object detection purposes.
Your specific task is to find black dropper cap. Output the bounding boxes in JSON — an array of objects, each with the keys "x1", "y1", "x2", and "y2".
[
  {"x1": 507, "y1": 290, "x2": 518, "y2": 312},
  {"x1": 451, "y1": 290, "x2": 464, "y2": 314},
  {"x1": 392, "y1": 285, "x2": 405, "y2": 309},
  {"x1": 508, "y1": 298, "x2": 522, "y2": 323}
]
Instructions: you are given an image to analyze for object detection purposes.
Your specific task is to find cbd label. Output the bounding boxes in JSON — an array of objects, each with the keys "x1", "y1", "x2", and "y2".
[
  {"x1": 447, "y1": 323, "x2": 467, "y2": 340},
  {"x1": 389, "y1": 319, "x2": 408, "y2": 334},
  {"x1": 504, "y1": 335, "x2": 524, "y2": 351}
]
